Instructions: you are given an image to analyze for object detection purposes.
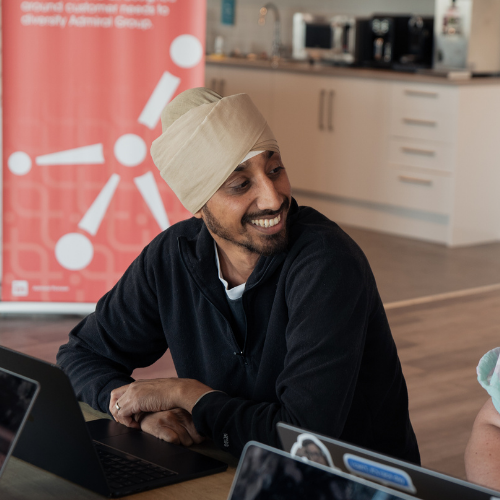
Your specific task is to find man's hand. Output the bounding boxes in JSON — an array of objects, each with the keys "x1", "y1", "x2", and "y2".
[
  {"x1": 139, "y1": 409, "x2": 205, "y2": 447},
  {"x1": 109, "y1": 378, "x2": 213, "y2": 427}
]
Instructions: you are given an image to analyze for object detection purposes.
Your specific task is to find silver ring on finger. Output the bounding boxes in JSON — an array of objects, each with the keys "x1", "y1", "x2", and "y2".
[{"x1": 115, "y1": 401, "x2": 121, "y2": 411}]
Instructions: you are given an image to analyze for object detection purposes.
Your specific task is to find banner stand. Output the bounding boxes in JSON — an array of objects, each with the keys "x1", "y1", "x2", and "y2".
[
  {"x1": 0, "y1": 302, "x2": 95, "y2": 315},
  {"x1": 1, "y1": 1, "x2": 205, "y2": 307}
]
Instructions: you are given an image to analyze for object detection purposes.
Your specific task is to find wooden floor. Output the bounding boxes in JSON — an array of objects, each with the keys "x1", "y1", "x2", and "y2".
[
  {"x1": 387, "y1": 289, "x2": 498, "y2": 479},
  {"x1": 1, "y1": 225, "x2": 500, "y2": 483},
  {"x1": 343, "y1": 225, "x2": 500, "y2": 304}
]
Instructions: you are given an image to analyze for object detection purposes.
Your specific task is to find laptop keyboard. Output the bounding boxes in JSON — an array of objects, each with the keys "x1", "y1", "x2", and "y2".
[{"x1": 94, "y1": 442, "x2": 176, "y2": 491}]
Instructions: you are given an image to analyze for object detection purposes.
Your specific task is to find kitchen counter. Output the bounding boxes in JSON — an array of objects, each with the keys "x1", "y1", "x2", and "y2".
[
  {"x1": 206, "y1": 55, "x2": 500, "y2": 86},
  {"x1": 205, "y1": 55, "x2": 500, "y2": 247}
]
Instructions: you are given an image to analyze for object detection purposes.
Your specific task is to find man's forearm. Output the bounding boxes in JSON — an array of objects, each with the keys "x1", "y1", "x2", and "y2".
[{"x1": 57, "y1": 334, "x2": 134, "y2": 413}]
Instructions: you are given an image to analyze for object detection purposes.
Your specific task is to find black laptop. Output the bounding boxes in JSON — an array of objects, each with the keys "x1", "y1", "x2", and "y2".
[
  {"x1": 277, "y1": 422, "x2": 500, "y2": 500},
  {"x1": 0, "y1": 346, "x2": 227, "y2": 497},
  {"x1": 0, "y1": 366, "x2": 39, "y2": 480}
]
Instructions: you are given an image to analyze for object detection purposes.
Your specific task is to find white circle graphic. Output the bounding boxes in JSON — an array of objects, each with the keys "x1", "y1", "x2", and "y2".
[
  {"x1": 170, "y1": 34, "x2": 203, "y2": 68},
  {"x1": 55, "y1": 233, "x2": 94, "y2": 271},
  {"x1": 114, "y1": 134, "x2": 147, "y2": 167},
  {"x1": 8, "y1": 152, "x2": 32, "y2": 175}
]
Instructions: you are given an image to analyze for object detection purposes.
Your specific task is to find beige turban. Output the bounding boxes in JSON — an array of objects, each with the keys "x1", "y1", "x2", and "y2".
[{"x1": 150, "y1": 87, "x2": 280, "y2": 214}]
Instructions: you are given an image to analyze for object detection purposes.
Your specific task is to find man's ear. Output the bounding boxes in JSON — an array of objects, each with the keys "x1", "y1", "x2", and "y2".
[{"x1": 193, "y1": 209, "x2": 203, "y2": 220}]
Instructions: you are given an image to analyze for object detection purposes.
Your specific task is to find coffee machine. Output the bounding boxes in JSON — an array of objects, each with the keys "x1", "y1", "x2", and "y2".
[
  {"x1": 330, "y1": 16, "x2": 356, "y2": 64},
  {"x1": 367, "y1": 15, "x2": 412, "y2": 68},
  {"x1": 398, "y1": 16, "x2": 434, "y2": 69},
  {"x1": 360, "y1": 14, "x2": 434, "y2": 70},
  {"x1": 330, "y1": 16, "x2": 372, "y2": 65}
]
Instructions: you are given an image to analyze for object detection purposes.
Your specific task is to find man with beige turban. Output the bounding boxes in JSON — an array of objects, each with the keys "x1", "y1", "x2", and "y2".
[{"x1": 58, "y1": 88, "x2": 419, "y2": 464}]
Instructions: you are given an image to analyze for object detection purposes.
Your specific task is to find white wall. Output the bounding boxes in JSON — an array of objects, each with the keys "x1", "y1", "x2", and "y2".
[{"x1": 206, "y1": 0, "x2": 435, "y2": 57}]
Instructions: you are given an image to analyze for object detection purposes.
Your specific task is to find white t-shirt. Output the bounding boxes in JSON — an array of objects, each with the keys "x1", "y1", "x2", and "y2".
[{"x1": 214, "y1": 242, "x2": 245, "y2": 300}]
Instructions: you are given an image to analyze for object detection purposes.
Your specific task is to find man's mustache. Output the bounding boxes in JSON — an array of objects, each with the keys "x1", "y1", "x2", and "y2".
[{"x1": 242, "y1": 198, "x2": 290, "y2": 223}]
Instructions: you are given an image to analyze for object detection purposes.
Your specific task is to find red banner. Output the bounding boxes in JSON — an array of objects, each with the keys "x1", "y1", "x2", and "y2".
[{"x1": 2, "y1": 0, "x2": 205, "y2": 303}]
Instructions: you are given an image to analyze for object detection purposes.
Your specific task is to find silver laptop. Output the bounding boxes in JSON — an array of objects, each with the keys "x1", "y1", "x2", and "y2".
[
  {"x1": 0, "y1": 366, "x2": 39, "y2": 479},
  {"x1": 228, "y1": 440, "x2": 418, "y2": 500},
  {"x1": 277, "y1": 422, "x2": 500, "y2": 500}
]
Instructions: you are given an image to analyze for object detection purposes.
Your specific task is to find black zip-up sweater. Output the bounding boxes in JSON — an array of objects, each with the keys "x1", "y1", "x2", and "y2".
[{"x1": 57, "y1": 200, "x2": 420, "y2": 463}]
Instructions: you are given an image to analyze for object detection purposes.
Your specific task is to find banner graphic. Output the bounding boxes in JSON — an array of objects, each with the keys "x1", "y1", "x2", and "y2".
[{"x1": 2, "y1": 0, "x2": 205, "y2": 303}]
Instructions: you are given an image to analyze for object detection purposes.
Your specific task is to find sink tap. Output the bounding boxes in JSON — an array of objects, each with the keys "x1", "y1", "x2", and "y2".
[{"x1": 258, "y1": 2, "x2": 281, "y2": 60}]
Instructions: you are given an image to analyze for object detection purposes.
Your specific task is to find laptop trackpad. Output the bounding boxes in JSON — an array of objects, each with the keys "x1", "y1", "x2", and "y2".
[
  {"x1": 87, "y1": 418, "x2": 137, "y2": 439},
  {"x1": 87, "y1": 419, "x2": 204, "y2": 471}
]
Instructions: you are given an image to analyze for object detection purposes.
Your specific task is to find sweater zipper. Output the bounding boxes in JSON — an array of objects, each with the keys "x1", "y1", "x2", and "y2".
[
  {"x1": 233, "y1": 297, "x2": 249, "y2": 365},
  {"x1": 235, "y1": 259, "x2": 274, "y2": 364},
  {"x1": 233, "y1": 350, "x2": 247, "y2": 364},
  {"x1": 178, "y1": 248, "x2": 248, "y2": 363}
]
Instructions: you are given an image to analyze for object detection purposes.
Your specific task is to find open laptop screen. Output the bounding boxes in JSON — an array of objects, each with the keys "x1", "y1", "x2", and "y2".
[
  {"x1": 229, "y1": 441, "x2": 416, "y2": 500},
  {"x1": 0, "y1": 367, "x2": 39, "y2": 478}
]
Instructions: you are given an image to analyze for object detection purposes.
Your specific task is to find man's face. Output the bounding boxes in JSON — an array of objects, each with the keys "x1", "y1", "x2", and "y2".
[{"x1": 196, "y1": 151, "x2": 292, "y2": 257}]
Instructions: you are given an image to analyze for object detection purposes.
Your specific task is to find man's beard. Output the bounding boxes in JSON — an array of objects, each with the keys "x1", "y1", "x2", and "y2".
[{"x1": 202, "y1": 198, "x2": 290, "y2": 257}]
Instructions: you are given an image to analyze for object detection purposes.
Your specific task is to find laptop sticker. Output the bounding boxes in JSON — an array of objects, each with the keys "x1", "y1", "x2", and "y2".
[
  {"x1": 343, "y1": 453, "x2": 417, "y2": 494},
  {"x1": 290, "y1": 433, "x2": 338, "y2": 470}
]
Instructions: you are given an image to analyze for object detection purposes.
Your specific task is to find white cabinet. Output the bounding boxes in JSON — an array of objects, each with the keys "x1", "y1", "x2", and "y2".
[
  {"x1": 271, "y1": 72, "x2": 332, "y2": 193},
  {"x1": 205, "y1": 65, "x2": 274, "y2": 126},
  {"x1": 390, "y1": 83, "x2": 459, "y2": 143},
  {"x1": 381, "y1": 81, "x2": 500, "y2": 246},
  {"x1": 323, "y1": 77, "x2": 390, "y2": 204},
  {"x1": 271, "y1": 72, "x2": 391, "y2": 204},
  {"x1": 378, "y1": 83, "x2": 459, "y2": 218},
  {"x1": 387, "y1": 138, "x2": 455, "y2": 173},
  {"x1": 204, "y1": 62, "x2": 500, "y2": 246}
]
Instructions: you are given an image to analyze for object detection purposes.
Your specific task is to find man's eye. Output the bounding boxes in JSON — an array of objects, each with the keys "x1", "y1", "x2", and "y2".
[
  {"x1": 233, "y1": 180, "x2": 250, "y2": 191},
  {"x1": 270, "y1": 166, "x2": 284, "y2": 175}
]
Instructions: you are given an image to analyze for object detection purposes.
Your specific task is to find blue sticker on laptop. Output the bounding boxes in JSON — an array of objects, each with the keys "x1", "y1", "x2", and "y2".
[{"x1": 343, "y1": 453, "x2": 417, "y2": 494}]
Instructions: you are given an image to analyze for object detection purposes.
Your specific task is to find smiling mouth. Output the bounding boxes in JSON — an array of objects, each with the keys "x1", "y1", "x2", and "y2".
[{"x1": 250, "y1": 214, "x2": 281, "y2": 228}]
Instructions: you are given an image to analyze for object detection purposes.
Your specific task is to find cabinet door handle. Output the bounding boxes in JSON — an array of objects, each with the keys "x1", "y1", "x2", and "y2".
[
  {"x1": 318, "y1": 90, "x2": 325, "y2": 130},
  {"x1": 398, "y1": 175, "x2": 433, "y2": 186},
  {"x1": 401, "y1": 146, "x2": 436, "y2": 157},
  {"x1": 404, "y1": 89, "x2": 439, "y2": 98},
  {"x1": 403, "y1": 118, "x2": 437, "y2": 127},
  {"x1": 219, "y1": 79, "x2": 225, "y2": 97},
  {"x1": 327, "y1": 90, "x2": 335, "y2": 132}
]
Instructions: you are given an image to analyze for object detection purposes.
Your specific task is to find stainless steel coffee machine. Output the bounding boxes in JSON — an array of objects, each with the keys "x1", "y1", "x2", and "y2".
[{"x1": 330, "y1": 16, "x2": 372, "y2": 65}]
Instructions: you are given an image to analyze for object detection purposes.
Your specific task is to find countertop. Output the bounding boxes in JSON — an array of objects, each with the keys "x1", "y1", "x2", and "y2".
[{"x1": 206, "y1": 55, "x2": 500, "y2": 86}]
